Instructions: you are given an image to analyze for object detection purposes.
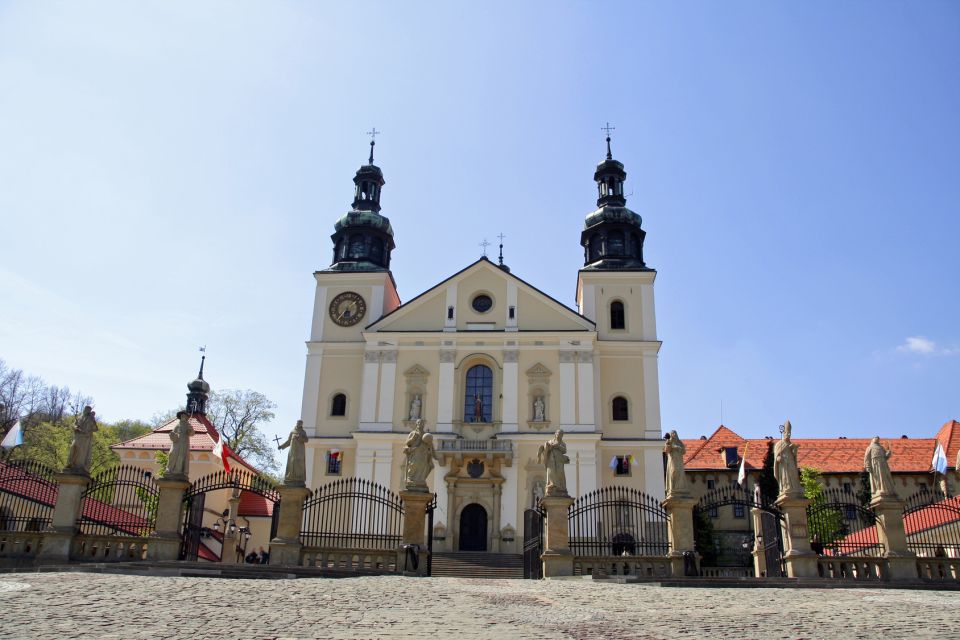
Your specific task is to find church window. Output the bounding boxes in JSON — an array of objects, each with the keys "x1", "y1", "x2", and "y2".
[
  {"x1": 613, "y1": 455, "x2": 631, "y2": 476},
  {"x1": 612, "y1": 396, "x2": 629, "y2": 421},
  {"x1": 326, "y1": 450, "x2": 342, "y2": 475},
  {"x1": 330, "y1": 393, "x2": 347, "y2": 417},
  {"x1": 472, "y1": 294, "x2": 493, "y2": 313},
  {"x1": 464, "y1": 365, "x2": 493, "y2": 423},
  {"x1": 610, "y1": 301, "x2": 625, "y2": 330}
]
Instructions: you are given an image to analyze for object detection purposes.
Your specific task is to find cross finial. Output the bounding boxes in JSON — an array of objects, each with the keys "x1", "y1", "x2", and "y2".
[
  {"x1": 366, "y1": 127, "x2": 380, "y2": 163},
  {"x1": 601, "y1": 122, "x2": 615, "y2": 159},
  {"x1": 197, "y1": 346, "x2": 206, "y2": 379},
  {"x1": 497, "y1": 233, "x2": 506, "y2": 265},
  {"x1": 479, "y1": 238, "x2": 490, "y2": 257}
]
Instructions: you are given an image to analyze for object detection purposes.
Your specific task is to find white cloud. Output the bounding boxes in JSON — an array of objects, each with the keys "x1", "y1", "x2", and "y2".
[{"x1": 896, "y1": 336, "x2": 959, "y2": 357}]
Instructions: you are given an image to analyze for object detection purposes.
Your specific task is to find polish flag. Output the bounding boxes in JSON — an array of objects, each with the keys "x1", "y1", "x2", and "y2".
[{"x1": 213, "y1": 435, "x2": 231, "y2": 473}]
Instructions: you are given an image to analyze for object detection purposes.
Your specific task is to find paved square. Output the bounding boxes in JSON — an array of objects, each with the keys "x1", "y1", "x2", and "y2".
[{"x1": 0, "y1": 573, "x2": 958, "y2": 639}]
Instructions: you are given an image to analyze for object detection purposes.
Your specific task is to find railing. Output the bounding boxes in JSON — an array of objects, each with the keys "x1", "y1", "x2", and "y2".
[
  {"x1": 569, "y1": 486, "x2": 670, "y2": 557},
  {"x1": 300, "y1": 478, "x2": 403, "y2": 551},
  {"x1": 78, "y1": 465, "x2": 158, "y2": 537},
  {"x1": 700, "y1": 566, "x2": 753, "y2": 578},
  {"x1": 816, "y1": 557, "x2": 887, "y2": 581},
  {"x1": 916, "y1": 557, "x2": 960, "y2": 582},
  {"x1": 435, "y1": 439, "x2": 512, "y2": 453},
  {"x1": 71, "y1": 535, "x2": 148, "y2": 562},
  {"x1": 301, "y1": 547, "x2": 400, "y2": 573},
  {"x1": 0, "y1": 530, "x2": 44, "y2": 561},
  {"x1": 0, "y1": 453, "x2": 58, "y2": 534},
  {"x1": 574, "y1": 555, "x2": 672, "y2": 578}
]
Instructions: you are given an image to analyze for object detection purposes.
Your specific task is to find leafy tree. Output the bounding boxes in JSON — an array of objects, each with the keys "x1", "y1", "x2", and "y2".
[
  {"x1": 154, "y1": 450, "x2": 169, "y2": 477},
  {"x1": 802, "y1": 467, "x2": 846, "y2": 551},
  {"x1": 205, "y1": 389, "x2": 279, "y2": 474},
  {"x1": 856, "y1": 470, "x2": 872, "y2": 507},
  {"x1": 693, "y1": 507, "x2": 718, "y2": 566},
  {"x1": 757, "y1": 440, "x2": 778, "y2": 503}
]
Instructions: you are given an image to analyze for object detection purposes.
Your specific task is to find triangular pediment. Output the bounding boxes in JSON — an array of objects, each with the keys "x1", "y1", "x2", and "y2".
[
  {"x1": 404, "y1": 364, "x2": 430, "y2": 377},
  {"x1": 367, "y1": 258, "x2": 594, "y2": 333},
  {"x1": 526, "y1": 363, "x2": 552, "y2": 377}
]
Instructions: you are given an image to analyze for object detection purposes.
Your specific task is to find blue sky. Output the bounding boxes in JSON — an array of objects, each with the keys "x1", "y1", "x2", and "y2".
[{"x1": 1, "y1": 1, "x2": 957, "y2": 448}]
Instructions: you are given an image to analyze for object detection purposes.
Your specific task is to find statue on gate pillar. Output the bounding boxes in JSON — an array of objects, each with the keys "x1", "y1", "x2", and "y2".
[
  {"x1": 164, "y1": 412, "x2": 194, "y2": 479},
  {"x1": 538, "y1": 430, "x2": 569, "y2": 497},
  {"x1": 773, "y1": 420, "x2": 802, "y2": 499},
  {"x1": 278, "y1": 420, "x2": 309, "y2": 487},
  {"x1": 664, "y1": 430, "x2": 689, "y2": 498},
  {"x1": 403, "y1": 419, "x2": 434, "y2": 492},
  {"x1": 864, "y1": 436, "x2": 897, "y2": 499},
  {"x1": 65, "y1": 406, "x2": 98, "y2": 475}
]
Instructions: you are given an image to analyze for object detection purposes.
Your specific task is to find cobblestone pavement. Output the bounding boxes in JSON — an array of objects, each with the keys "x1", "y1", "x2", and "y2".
[{"x1": 1, "y1": 573, "x2": 959, "y2": 639}]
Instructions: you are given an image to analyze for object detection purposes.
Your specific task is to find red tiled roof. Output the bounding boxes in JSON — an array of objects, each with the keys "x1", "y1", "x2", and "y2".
[
  {"x1": 198, "y1": 541, "x2": 219, "y2": 562},
  {"x1": 110, "y1": 413, "x2": 255, "y2": 472},
  {"x1": 838, "y1": 496, "x2": 960, "y2": 554},
  {"x1": 935, "y1": 420, "x2": 960, "y2": 469},
  {"x1": 238, "y1": 491, "x2": 274, "y2": 518},
  {"x1": 684, "y1": 425, "x2": 944, "y2": 474}
]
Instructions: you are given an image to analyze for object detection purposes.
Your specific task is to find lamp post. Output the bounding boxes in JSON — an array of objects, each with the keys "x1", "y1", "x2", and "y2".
[{"x1": 211, "y1": 511, "x2": 251, "y2": 563}]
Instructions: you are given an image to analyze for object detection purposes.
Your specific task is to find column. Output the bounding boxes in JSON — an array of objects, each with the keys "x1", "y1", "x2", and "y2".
[
  {"x1": 491, "y1": 483, "x2": 502, "y2": 552},
  {"x1": 559, "y1": 351, "x2": 576, "y2": 427},
  {"x1": 377, "y1": 350, "x2": 397, "y2": 425},
  {"x1": 643, "y1": 446, "x2": 666, "y2": 498},
  {"x1": 499, "y1": 461, "x2": 518, "y2": 538},
  {"x1": 355, "y1": 442, "x2": 375, "y2": 482},
  {"x1": 776, "y1": 495, "x2": 818, "y2": 578},
  {"x1": 436, "y1": 350, "x2": 455, "y2": 433},
  {"x1": 433, "y1": 460, "x2": 450, "y2": 537},
  {"x1": 38, "y1": 472, "x2": 91, "y2": 562},
  {"x1": 871, "y1": 495, "x2": 917, "y2": 581},
  {"x1": 566, "y1": 442, "x2": 597, "y2": 499},
  {"x1": 221, "y1": 493, "x2": 241, "y2": 565},
  {"x1": 501, "y1": 349, "x2": 518, "y2": 432},
  {"x1": 146, "y1": 477, "x2": 191, "y2": 562},
  {"x1": 372, "y1": 447, "x2": 393, "y2": 487},
  {"x1": 359, "y1": 351, "x2": 380, "y2": 426},
  {"x1": 576, "y1": 352, "x2": 595, "y2": 428}
]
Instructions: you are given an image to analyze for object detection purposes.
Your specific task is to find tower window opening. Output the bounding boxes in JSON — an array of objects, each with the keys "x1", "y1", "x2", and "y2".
[
  {"x1": 509, "y1": 306, "x2": 515, "y2": 320},
  {"x1": 610, "y1": 301, "x2": 625, "y2": 330},
  {"x1": 612, "y1": 396, "x2": 629, "y2": 421},
  {"x1": 447, "y1": 306, "x2": 454, "y2": 320},
  {"x1": 330, "y1": 393, "x2": 347, "y2": 417}
]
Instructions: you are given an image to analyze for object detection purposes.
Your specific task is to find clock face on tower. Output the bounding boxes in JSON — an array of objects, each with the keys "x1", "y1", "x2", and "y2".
[{"x1": 329, "y1": 291, "x2": 367, "y2": 327}]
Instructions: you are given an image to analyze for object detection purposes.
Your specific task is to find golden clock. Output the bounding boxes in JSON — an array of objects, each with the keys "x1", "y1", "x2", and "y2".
[{"x1": 329, "y1": 291, "x2": 366, "y2": 327}]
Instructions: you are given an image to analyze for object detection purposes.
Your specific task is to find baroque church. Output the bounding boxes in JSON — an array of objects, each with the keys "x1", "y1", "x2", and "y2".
[{"x1": 298, "y1": 136, "x2": 664, "y2": 554}]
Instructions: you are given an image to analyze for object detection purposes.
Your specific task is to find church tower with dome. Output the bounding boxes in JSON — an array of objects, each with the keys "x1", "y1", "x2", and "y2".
[{"x1": 298, "y1": 133, "x2": 664, "y2": 554}]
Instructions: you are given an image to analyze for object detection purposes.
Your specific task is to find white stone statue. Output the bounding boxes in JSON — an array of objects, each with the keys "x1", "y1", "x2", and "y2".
[
  {"x1": 403, "y1": 419, "x2": 434, "y2": 492},
  {"x1": 538, "y1": 429, "x2": 569, "y2": 497},
  {"x1": 66, "y1": 405, "x2": 98, "y2": 474},
  {"x1": 864, "y1": 436, "x2": 897, "y2": 499},
  {"x1": 664, "y1": 430, "x2": 689, "y2": 497},
  {"x1": 165, "y1": 411, "x2": 194, "y2": 478},
  {"x1": 278, "y1": 419, "x2": 309, "y2": 486},
  {"x1": 532, "y1": 479, "x2": 545, "y2": 506},
  {"x1": 533, "y1": 396, "x2": 545, "y2": 422},
  {"x1": 773, "y1": 420, "x2": 802, "y2": 499},
  {"x1": 409, "y1": 394, "x2": 422, "y2": 421}
]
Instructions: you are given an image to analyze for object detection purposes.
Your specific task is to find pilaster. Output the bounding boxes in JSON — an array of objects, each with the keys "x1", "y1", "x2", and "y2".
[{"x1": 540, "y1": 494, "x2": 574, "y2": 578}]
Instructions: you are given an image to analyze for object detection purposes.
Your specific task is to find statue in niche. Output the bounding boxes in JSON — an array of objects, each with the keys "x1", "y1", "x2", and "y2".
[
  {"x1": 664, "y1": 430, "x2": 689, "y2": 497},
  {"x1": 473, "y1": 394, "x2": 484, "y2": 422},
  {"x1": 409, "y1": 394, "x2": 422, "y2": 421},
  {"x1": 165, "y1": 411, "x2": 194, "y2": 479},
  {"x1": 532, "y1": 479, "x2": 545, "y2": 507},
  {"x1": 278, "y1": 420, "x2": 309, "y2": 486},
  {"x1": 773, "y1": 420, "x2": 802, "y2": 499},
  {"x1": 533, "y1": 396, "x2": 546, "y2": 422},
  {"x1": 66, "y1": 405, "x2": 98, "y2": 474},
  {"x1": 403, "y1": 419, "x2": 434, "y2": 492},
  {"x1": 538, "y1": 429, "x2": 569, "y2": 497},
  {"x1": 864, "y1": 436, "x2": 897, "y2": 499}
]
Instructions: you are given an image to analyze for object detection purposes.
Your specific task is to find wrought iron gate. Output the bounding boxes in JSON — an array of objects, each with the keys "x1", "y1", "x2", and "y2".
[
  {"x1": 694, "y1": 484, "x2": 785, "y2": 577},
  {"x1": 807, "y1": 488, "x2": 882, "y2": 557},
  {"x1": 78, "y1": 465, "x2": 158, "y2": 536},
  {"x1": 522, "y1": 506, "x2": 544, "y2": 579},
  {"x1": 903, "y1": 488, "x2": 960, "y2": 558},
  {"x1": 0, "y1": 451, "x2": 57, "y2": 533}
]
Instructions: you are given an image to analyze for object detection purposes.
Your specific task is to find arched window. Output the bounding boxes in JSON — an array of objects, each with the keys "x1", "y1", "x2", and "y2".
[
  {"x1": 464, "y1": 364, "x2": 493, "y2": 423},
  {"x1": 330, "y1": 393, "x2": 347, "y2": 417},
  {"x1": 612, "y1": 396, "x2": 629, "y2": 421},
  {"x1": 610, "y1": 300, "x2": 625, "y2": 330}
]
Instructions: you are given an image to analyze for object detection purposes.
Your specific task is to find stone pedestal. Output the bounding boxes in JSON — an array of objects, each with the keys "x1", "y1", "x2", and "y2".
[
  {"x1": 400, "y1": 490, "x2": 433, "y2": 576},
  {"x1": 37, "y1": 472, "x2": 91, "y2": 562},
  {"x1": 871, "y1": 495, "x2": 917, "y2": 581},
  {"x1": 541, "y1": 494, "x2": 574, "y2": 578},
  {"x1": 776, "y1": 494, "x2": 818, "y2": 578},
  {"x1": 147, "y1": 477, "x2": 190, "y2": 562},
  {"x1": 270, "y1": 485, "x2": 312, "y2": 566},
  {"x1": 662, "y1": 493, "x2": 697, "y2": 577}
]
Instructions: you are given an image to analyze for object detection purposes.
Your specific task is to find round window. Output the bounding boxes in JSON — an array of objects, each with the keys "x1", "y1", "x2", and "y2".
[{"x1": 472, "y1": 294, "x2": 493, "y2": 313}]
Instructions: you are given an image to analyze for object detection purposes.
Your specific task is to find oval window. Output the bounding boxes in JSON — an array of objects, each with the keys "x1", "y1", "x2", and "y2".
[{"x1": 472, "y1": 294, "x2": 493, "y2": 313}]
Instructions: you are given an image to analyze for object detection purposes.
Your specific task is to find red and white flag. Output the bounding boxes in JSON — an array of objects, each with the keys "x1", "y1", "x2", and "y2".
[{"x1": 213, "y1": 435, "x2": 231, "y2": 473}]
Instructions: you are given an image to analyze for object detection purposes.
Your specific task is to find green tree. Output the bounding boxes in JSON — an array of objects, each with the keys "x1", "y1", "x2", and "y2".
[
  {"x1": 802, "y1": 467, "x2": 846, "y2": 550},
  {"x1": 757, "y1": 440, "x2": 778, "y2": 503},
  {"x1": 856, "y1": 470, "x2": 872, "y2": 507},
  {"x1": 693, "y1": 508, "x2": 718, "y2": 566},
  {"x1": 205, "y1": 389, "x2": 279, "y2": 474},
  {"x1": 10, "y1": 416, "x2": 151, "y2": 475}
]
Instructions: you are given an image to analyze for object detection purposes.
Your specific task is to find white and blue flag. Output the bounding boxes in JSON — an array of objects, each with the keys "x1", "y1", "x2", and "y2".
[
  {"x1": 932, "y1": 442, "x2": 948, "y2": 475},
  {"x1": 1, "y1": 420, "x2": 23, "y2": 449}
]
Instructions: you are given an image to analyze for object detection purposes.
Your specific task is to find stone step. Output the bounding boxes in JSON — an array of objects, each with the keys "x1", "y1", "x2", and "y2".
[{"x1": 430, "y1": 553, "x2": 525, "y2": 579}]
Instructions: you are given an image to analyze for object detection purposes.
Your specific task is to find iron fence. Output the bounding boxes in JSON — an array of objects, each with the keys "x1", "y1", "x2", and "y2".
[
  {"x1": 78, "y1": 465, "x2": 158, "y2": 537},
  {"x1": 903, "y1": 487, "x2": 960, "y2": 558},
  {"x1": 807, "y1": 487, "x2": 883, "y2": 557},
  {"x1": 300, "y1": 477, "x2": 403, "y2": 550},
  {"x1": 569, "y1": 486, "x2": 669, "y2": 557},
  {"x1": 0, "y1": 450, "x2": 57, "y2": 532}
]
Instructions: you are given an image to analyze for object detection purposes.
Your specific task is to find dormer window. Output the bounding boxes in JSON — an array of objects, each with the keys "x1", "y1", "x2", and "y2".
[{"x1": 722, "y1": 447, "x2": 739, "y2": 468}]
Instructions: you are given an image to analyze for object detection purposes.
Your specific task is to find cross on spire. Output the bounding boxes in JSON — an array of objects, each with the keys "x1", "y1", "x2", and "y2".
[
  {"x1": 366, "y1": 127, "x2": 380, "y2": 163},
  {"x1": 602, "y1": 122, "x2": 615, "y2": 159},
  {"x1": 479, "y1": 238, "x2": 490, "y2": 257},
  {"x1": 497, "y1": 233, "x2": 506, "y2": 266}
]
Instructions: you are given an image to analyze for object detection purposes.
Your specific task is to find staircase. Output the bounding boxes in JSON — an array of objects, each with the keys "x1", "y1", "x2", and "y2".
[{"x1": 430, "y1": 552, "x2": 525, "y2": 579}]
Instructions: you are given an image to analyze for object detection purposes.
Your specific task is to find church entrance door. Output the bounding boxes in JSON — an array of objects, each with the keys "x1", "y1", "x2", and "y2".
[{"x1": 459, "y1": 503, "x2": 487, "y2": 551}]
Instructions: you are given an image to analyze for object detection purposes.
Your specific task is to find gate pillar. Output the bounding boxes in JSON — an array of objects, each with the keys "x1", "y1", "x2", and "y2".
[
  {"x1": 400, "y1": 490, "x2": 432, "y2": 576},
  {"x1": 270, "y1": 485, "x2": 311, "y2": 566},
  {"x1": 662, "y1": 495, "x2": 697, "y2": 577},
  {"x1": 540, "y1": 495, "x2": 574, "y2": 578},
  {"x1": 37, "y1": 472, "x2": 91, "y2": 562},
  {"x1": 775, "y1": 495, "x2": 818, "y2": 578},
  {"x1": 871, "y1": 496, "x2": 917, "y2": 581},
  {"x1": 147, "y1": 477, "x2": 191, "y2": 561}
]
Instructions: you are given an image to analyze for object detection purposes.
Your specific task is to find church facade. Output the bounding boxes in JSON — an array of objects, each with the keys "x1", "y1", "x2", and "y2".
[{"x1": 298, "y1": 138, "x2": 665, "y2": 553}]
